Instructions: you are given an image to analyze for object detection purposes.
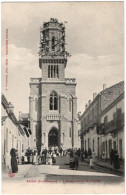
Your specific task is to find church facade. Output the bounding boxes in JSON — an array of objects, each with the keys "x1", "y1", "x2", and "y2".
[{"x1": 29, "y1": 18, "x2": 78, "y2": 151}]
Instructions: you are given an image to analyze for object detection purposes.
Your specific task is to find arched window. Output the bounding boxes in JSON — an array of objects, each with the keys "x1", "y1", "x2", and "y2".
[{"x1": 49, "y1": 91, "x2": 58, "y2": 110}]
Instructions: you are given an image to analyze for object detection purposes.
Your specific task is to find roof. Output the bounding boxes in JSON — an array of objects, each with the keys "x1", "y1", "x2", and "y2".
[
  {"x1": 80, "y1": 81, "x2": 124, "y2": 120},
  {"x1": 1, "y1": 94, "x2": 25, "y2": 136},
  {"x1": 100, "y1": 92, "x2": 124, "y2": 117},
  {"x1": 1, "y1": 93, "x2": 9, "y2": 109}
]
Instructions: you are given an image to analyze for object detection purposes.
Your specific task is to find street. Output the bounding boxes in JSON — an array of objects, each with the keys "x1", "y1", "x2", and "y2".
[
  {"x1": 2, "y1": 156, "x2": 124, "y2": 183},
  {"x1": 2, "y1": 156, "x2": 124, "y2": 194}
]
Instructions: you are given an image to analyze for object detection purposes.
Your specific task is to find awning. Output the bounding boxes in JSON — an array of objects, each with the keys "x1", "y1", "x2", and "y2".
[
  {"x1": 28, "y1": 128, "x2": 32, "y2": 135},
  {"x1": 23, "y1": 127, "x2": 29, "y2": 137},
  {"x1": 20, "y1": 125, "x2": 32, "y2": 137}
]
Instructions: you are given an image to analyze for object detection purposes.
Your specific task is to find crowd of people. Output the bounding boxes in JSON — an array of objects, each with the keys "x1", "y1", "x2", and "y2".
[
  {"x1": 18, "y1": 146, "x2": 69, "y2": 166},
  {"x1": 10, "y1": 147, "x2": 96, "y2": 173},
  {"x1": 10, "y1": 147, "x2": 120, "y2": 173}
]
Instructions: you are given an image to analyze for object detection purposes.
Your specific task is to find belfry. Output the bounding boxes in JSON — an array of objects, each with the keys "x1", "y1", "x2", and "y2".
[{"x1": 29, "y1": 18, "x2": 78, "y2": 152}]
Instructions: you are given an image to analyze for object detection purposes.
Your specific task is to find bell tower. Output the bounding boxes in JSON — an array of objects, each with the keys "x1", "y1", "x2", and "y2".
[
  {"x1": 39, "y1": 18, "x2": 70, "y2": 81},
  {"x1": 29, "y1": 18, "x2": 78, "y2": 151}
]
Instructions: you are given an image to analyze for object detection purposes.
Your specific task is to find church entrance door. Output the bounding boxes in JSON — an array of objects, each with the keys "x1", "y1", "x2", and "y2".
[{"x1": 48, "y1": 128, "x2": 58, "y2": 148}]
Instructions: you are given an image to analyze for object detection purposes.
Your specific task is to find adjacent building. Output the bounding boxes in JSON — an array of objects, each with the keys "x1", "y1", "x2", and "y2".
[
  {"x1": 29, "y1": 18, "x2": 79, "y2": 151},
  {"x1": 80, "y1": 81, "x2": 124, "y2": 159},
  {"x1": 1, "y1": 94, "x2": 29, "y2": 168},
  {"x1": 99, "y1": 92, "x2": 124, "y2": 160}
]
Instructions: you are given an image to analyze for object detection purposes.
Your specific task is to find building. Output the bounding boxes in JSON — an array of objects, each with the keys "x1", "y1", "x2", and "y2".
[
  {"x1": 80, "y1": 81, "x2": 124, "y2": 158},
  {"x1": 18, "y1": 112, "x2": 29, "y2": 128},
  {"x1": 1, "y1": 94, "x2": 29, "y2": 168},
  {"x1": 29, "y1": 18, "x2": 79, "y2": 151},
  {"x1": 99, "y1": 92, "x2": 124, "y2": 160},
  {"x1": 18, "y1": 112, "x2": 32, "y2": 148}
]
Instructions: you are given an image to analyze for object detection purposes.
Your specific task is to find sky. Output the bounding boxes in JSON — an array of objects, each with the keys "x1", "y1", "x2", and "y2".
[{"x1": 1, "y1": 2, "x2": 124, "y2": 117}]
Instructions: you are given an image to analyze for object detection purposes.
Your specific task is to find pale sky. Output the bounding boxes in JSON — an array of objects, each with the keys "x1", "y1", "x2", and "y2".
[{"x1": 1, "y1": 2, "x2": 124, "y2": 117}]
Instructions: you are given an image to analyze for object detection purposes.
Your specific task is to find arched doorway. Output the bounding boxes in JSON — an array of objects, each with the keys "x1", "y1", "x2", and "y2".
[{"x1": 48, "y1": 128, "x2": 58, "y2": 147}]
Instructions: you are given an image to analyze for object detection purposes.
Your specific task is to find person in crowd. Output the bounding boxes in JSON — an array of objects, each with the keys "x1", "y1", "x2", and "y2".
[
  {"x1": 56, "y1": 149, "x2": 59, "y2": 156},
  {"x1": 113, "y1": 150, "x2": 120, "y2": 169},
  {"x1": 36, "y1": 150, "x2": 39, "y2": 164},
  {"x1": 70, "y1": 154, "x2": 79, "y2": 170},
  {"x1": 110, "y1": 149, "x2": 115, "y2": 165},
  {"x1": 102, "y1": 151, "x2": 105, "y2": 161},
  {"x1": 10, "y1": 148, "x2": 18, "y2": 173},
  {"x1": 38, "y1": 154, "x2": 42, "y2": 165},
  {"x1": 51, "y1": 146, "x2": 54, "y2": 152},
  {"x1": 24, "y1": 154, "x2": 28, "y2": 164},
  {"x1": 41, "y1": 149, "x2": 45, "y2": 164},
  {"x1": 70, "y1": 149, "x2": 73, "y2": 157},
  {"x1": 46, "y1": 152, "x2": 52, "y2": 165},
  {"x1": 33, "y1": 150, "x2": 37, "y2": 164},
  {"x1": 92, "y1": 150, "x2": 96, "y2": 165},
  {"x1": 80, "y1": 149, "x2": 84, "y2": 162},
  {"x1": 89, "y1": 156, "x2": 93, "y2": 169},
  {"x1": 88, "y1": 148, "x2": 92, "y2": 158},
  {"x1": 73, "y1": 155, "x2": 79, "y2": 170},
  {"x1": 44, "y1": 147, "x2": 48, "y2": 163},
  {"x1": 30, "y1": 153, "x2": 33, "y2": 164},
  {"x1": 59, "y1": 147, "x2": 63, "y2": 156},
  {"x1": 77, "y1": 148, "x2": 81, "y2": 157},
  {"x1": 21, "y1": 150, "x2": 25, "y2": 164},
  {"x1": 84, "y1": 149, "x2": 88, "y2": 159},
  {"x1": 54, "y1": 146, "x2": 57, "y2": 154},
  {"x1": 27, "y1": 148, "x2": 30, "y2": 164},
  {"x1": 52, "y1": 151, "x2": 56, "y2": 165},
  {"x1": 63, "y1": 148, "x2": 67, "y2": 156}
]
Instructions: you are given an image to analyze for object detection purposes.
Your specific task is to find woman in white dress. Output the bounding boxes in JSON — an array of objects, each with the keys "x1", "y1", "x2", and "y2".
[
  {"x1": 90, "y1": 157, "x2": 93, "y2": 168},
  {"x1": 90, "y1": 150, "x2": 96, "y2": 168}
]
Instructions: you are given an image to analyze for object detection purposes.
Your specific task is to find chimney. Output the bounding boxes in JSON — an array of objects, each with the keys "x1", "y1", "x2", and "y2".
[
  {"x1": 85, "y1": 103, "x2": 88, "y2": 110},
  {"x1": 88, "y1": 100, "x2": 91, "y2": 105},
  {"x1": 19, "y1": 111, "x2": 22, "y2": 117},
  {"x1": 93, "y1": 93, "x2": 97, "y2": 100},
  {"x1": 103, "y1": 84, "x2": 106, "y2": 90},
  {"x1": 8, "y1": 102, "x2": 14, "y2": 113}
]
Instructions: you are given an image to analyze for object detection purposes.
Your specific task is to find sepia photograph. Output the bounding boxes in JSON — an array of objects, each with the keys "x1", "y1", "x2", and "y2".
[{"x1": 1, "y1": 1, "x2": 125, "y2": 194}]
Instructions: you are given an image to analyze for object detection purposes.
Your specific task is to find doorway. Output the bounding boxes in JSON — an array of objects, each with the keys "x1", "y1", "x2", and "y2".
[{"x1": 48, "y1": 128, "x2": 58, "y2": 147}]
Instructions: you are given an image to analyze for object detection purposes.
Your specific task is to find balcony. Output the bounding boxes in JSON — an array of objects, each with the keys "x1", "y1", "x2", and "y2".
[
  {"x1": 30, "y1": 78, "x2": 42, "y2": 83},
  {"x1": 46, "y1": 114, "x2": 60, "y2": 121},
  {"x1": 65, "y1": 78, "x2": 76, "y2": 83},
  {"x1": 100, "y1": 113, "x2": 124, "y2": 134},
  {"x1": 105, "y1": 120, "x2": 116, "y2": 134}
]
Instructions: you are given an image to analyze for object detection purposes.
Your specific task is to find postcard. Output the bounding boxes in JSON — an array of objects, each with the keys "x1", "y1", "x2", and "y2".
[{"x1": 1, "y1": 2, "x2": 124, "y2": 194}]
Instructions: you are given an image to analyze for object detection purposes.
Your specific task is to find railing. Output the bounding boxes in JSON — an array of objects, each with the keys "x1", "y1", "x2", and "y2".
[
  {"x1": 105, "y1": 120, "x2": 116, "y2": 133},
  {"x1": 100, "y1": 113, "x2": 124, "y2": 134},
  {"x1": 46, "y1": 114, "x2": 60, "y2": 121},
  {"x1": 65, "y1": 78, "x2": 76, "y2": 83},
  {"x1": 30, "y1": 78, "x2": 42, "y2": 82}
]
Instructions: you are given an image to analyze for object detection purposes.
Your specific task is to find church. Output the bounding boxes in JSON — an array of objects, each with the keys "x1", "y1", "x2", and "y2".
[{"x1": 29, "y1": 18, "x2": 79, "y2": 152}]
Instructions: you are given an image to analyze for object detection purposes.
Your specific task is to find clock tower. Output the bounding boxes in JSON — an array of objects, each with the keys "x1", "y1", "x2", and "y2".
[{"x1": 29, "y1": 18, "x2": 78, "y2": 152}]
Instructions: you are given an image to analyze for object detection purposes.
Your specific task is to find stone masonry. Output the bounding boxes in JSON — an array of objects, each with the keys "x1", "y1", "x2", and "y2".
[{"x1": 29, "y1": 18, "x2": 78, "y2": 152}]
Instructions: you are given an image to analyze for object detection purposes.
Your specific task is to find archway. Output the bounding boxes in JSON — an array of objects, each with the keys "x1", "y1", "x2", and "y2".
[{"x1": 48, "y1": 127, "x2": 59, "y2": 147}]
